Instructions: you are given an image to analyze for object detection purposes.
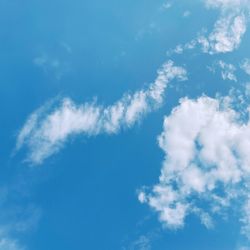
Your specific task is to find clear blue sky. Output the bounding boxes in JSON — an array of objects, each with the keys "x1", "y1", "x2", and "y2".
[{"x1": 1, "y1": 0, "x2": 250, "y2": 249}]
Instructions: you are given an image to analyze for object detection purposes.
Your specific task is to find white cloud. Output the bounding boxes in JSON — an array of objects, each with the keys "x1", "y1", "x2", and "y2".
[
  {"x1": 238, "y1": 247, "x2": 250, "y2": 250},
  {"x1": 200, "y1": 0, "x2": 250, "y2": 54},
  {"x1": 241, "y1": 59, "x2": 250, "y2": 75},
  {"x1": 161, "y1": 2, "x2": 172, "y2": 10},
  {"x1": 127, "y1": 235, "x2": 151, "y2": 250},
  {"x1": 0, "y1": 226, "x2": 26, "y2": 250},
  {"x1": 0, "y1": 238, "x2": 24, "y2": 250},
  {"x1": 173, "y1": 45, "x2": 184, "y2": 54},
  {"x1": 167, "y1": 0, "x2": 249, "y2": 56},
  {"x1": 183, "y1": 11, "x2": 191, "y2": 18},
  {"x1": 34, "y1": 54, "x2": 71, "y2": 80},
  {"x1": 140, "y1": 93, "x2": 250, "y2": 237},
  {"x1": 33, "y1": 43, "x2": 72, "y2": 80},
  {"x1": 205, "y1": 0, "x2": 250, "y2": 10},
  {"x1": 199, "y1": 13, "x2": 247, "y2": 54},
  {"x1": 0, "y1": 190, "x2": 41, "y2": 250},
  {"x1": 241, "y1": 197, "x2": 250, "y2": 239},
  {"x1": 217, "y1": 60, "x2": 237, "y2": 81},
  {"x1": 199, "y1": 211, "x2": 214, "y2": 229},
  {"x1": 245, "y1": 83, "x2": 250, "y2": 97},
  {"x1": 16, "y1": 61, "x2": 187, "y2": 165}
]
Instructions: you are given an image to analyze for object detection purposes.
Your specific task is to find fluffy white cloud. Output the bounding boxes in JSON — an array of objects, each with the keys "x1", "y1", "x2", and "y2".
[
  {"x1": 139, "y1": 94, "x2": 250, "y2": 237},
  {"x1": 16, "y1": 61, "x2": 187, "y2": 165}
]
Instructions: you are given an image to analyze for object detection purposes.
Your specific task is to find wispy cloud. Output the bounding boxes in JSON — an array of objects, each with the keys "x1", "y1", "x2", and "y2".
[
  {"x1": 161, "y1": 2, "x2": 172, "y2": 11},
  {"x1": 201, "y1": 0, "x2": 249, "y2": 54},
  {"x1": 198, "y1": 13, "x2": 247, "y2": 54},
  {"x1": 238, "y1": 246, "x2": 250, "y2": 250},
  {"x1": 205, "y1": 0, "x2": 250, "y2": 10},
  {"x1": 240, "y1": 58, "x2": 250, "y2": 75},
  {"x1": 139, "y1": 90, "x2": 250, "y2": 239},
  {"x1": 167, "y1": 0, "x2": 250, "y2": 56},
  {"x1": 209, "y1": 60, "x2": 238, "y2": 81},
  {"x1": 33, "y1": 43, "x2": 72, "y2": 80},
  {"x1": 16, "y1": 61, "x2": 187, "y2": 165},
  {"x1": 122, "y1": 227, "x2": 161, "y2": 250},
  {"x1": 0, "y1": 237, "x2": 25, "y2": 250},
  {"x1": 33, "y1": 54, "x2": 71, "y2": 80},
  {"x1": 0, "y1": 186, "x2": 41, "y2": 250},
  {"x1": 126, "y1": 235, "x2": 151, "y2": 250},
  {"x1": 183, "y1": 11, "x2": 191, "y2": 18},
  {"x1": 218, "y1": 60, "x2": 237, "y2": 81}
]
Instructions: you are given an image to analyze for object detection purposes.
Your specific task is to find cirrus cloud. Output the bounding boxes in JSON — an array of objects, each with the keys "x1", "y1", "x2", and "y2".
[{"x1": 16, "y1": 61, "x2": 187, "y2": 165}]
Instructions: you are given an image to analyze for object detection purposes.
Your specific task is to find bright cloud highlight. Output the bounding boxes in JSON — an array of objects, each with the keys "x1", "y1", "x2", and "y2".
[
  {"x1": 168, "y1": 0, "x2": 250, "y2": 55},
  {"x1": 140, "y1": 93, "x2": 250, "y2": 238},
  {"x1": 16, "y1": 61, "x2": 187, "y2": 165}
]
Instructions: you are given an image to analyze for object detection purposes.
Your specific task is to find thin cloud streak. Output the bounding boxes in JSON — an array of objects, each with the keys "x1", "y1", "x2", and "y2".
[
  {"x1": 16, "y1": 61, "x2": 187, "y2": 165},
  {"x1": 167, "y1": 0, "x2": 250, "y2": 56}
]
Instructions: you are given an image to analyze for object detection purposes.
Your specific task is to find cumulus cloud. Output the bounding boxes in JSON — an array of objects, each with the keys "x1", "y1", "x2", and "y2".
[
  {"x1": 139, "y1": 93, "x2": 250, "y2": 238},
  {"x1": 16, "y1": 61, "x2": 187, "y2": 165}
]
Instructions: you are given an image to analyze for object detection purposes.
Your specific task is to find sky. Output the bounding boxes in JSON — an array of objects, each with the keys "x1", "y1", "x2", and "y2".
[{"x1": 1, "y1": 0, "x2": 250, "y2": 249}]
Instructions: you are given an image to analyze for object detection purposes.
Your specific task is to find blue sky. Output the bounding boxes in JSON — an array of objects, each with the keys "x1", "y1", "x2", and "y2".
[{"x1": 1, "y1": 0, "x2": 250, "y2": 249}]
